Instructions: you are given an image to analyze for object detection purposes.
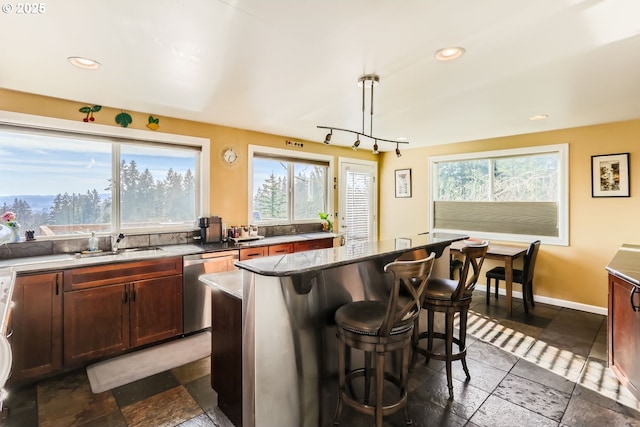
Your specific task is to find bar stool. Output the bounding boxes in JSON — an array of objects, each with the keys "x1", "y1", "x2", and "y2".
[
  {"x1": 333, "y1": 252, "x2": 436, "y2": 427},
  {"x1": 414, "y1": 242, "x2": 488, "y2": 399}
]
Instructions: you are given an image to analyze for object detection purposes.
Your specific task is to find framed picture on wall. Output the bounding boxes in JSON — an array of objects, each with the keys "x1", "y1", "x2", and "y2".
[
  {"x1": 591, "y1": 153, "x2": 630, "y2": 197},
  {"x1": 395, "y1": 168, "x2": 412, "y2": 198}
]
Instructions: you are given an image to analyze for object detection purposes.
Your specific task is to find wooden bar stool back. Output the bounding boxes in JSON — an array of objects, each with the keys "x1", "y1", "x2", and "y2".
[
  {"x1": 333, "y1": 252, "x2": 436, "y2": 427},
  {"x1": 414, "y1": 242, "x2": 488, "y2": 399}
]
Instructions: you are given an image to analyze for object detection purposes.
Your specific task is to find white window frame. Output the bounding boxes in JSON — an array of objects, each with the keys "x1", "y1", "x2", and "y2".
[
  {"x1": 248, "y1": 145, "x2": 334, "y2": 226},
  {"x1": 429, "y1": 143, "x2": 569, "y2": 246},
  {"x1": 0, "y1": 110, "x2": 210, "y2": 237}
]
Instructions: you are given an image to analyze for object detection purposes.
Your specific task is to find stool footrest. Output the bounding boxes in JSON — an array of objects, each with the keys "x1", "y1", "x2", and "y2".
[{"x1": 414, "y1": 332, "x2": 467, "y2": 362}]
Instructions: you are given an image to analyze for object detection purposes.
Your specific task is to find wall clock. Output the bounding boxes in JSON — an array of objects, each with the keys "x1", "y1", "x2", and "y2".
[{"x1": 222, "y1": 147, "x2": 239, "y2": 165}]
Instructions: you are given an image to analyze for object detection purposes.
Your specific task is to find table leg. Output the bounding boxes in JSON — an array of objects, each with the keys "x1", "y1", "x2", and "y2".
[{"x1": 505, "y1": 258, "x2": 513, "y2": 316}]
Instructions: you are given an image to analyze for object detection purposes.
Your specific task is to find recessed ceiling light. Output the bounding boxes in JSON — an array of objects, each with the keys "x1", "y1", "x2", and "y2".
[
  {"x1": 68, "y1": 56, "x2": 101, "y2": 70},
  {"x1": 434, "y1": 47, "x2": 465, "y2": 61},
  {"x1": 529, "y1": 114, "x2": 549, "y2": 121}
]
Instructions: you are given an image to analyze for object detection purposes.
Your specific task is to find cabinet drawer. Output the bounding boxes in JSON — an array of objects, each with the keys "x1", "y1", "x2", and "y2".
[
  {"x1": 294, "y1": 238, "x2": 333, "y2": 253},
  {"x1": 64, "y1": 256, "x2": 182, "y2": 291},
  {"x1": 268, "y1": 243, "x2": 294, "y2": 256},
  {"x1": 239, "y1": 247, "x2": 268, "y2": 261}
]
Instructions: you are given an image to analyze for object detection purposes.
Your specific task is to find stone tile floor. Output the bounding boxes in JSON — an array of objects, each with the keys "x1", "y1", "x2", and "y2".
[{"x1": 3, "y1": 291, "x2": 640, "y2": 426}]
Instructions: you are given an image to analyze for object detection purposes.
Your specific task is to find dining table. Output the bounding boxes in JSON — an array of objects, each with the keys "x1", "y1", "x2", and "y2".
[{"x1": 450, "y1": 240, "x2": 528, "y2": 316}]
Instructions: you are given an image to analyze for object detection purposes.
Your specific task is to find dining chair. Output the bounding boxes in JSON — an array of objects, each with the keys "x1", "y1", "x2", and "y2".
[
  {"x1": 485, "y1": 240, "x2": 541, "y2": 314},
  {"x1": 413, "y1": 242, "x2": 488, "y2": 400},
  {"x1": 333, "y1": 252, "x2": 436, "y2": 427}
]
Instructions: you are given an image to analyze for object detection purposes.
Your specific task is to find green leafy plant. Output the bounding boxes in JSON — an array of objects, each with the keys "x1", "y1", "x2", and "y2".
[{"x1": 319, "y1": 212, "x2": 332, "y2": 231}]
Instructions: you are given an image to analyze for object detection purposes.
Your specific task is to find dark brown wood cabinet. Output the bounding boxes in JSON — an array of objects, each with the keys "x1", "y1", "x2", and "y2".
[
  {"x1": 239, "y1": 246, "x2": 268, "y2": 260},
  {"x1": 293, "y1": 237, "x2": 333, "y2": 252},
  {"x1": 10, "y1": 272, "x2": 63, "y2": 382},
  {"x1": 64, "y1": 283, "x2": 129, "y2": 365},
  {"x1": 211, "y1": 288, "x2": 243, "y2": 427},
  {"x1": 240, "y1": 238, "x2": 334, "y2": 261},
  {"x1": 63, "y1": 257, "x2": 183, "y2": 366},
  {"x1": 268, "y1": 243, "x2": 294, "y2": 255},
  {"x1": 608, "y1": 273, "x2": 640, "y2": 399},
  {"x1": 130, "y1": 275, "x2": 182, "y2": 347}
]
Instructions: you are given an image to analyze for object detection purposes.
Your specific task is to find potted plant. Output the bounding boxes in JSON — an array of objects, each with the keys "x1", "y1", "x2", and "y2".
[{"x1": 319, "y1": 212, "x2": 333, "y2": 232}]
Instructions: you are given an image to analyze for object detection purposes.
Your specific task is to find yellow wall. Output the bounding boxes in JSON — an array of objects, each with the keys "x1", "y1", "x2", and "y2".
[
  {"x1": 0, "y1": 88, "x2": 378, "y2": 227},
  {"x1": 3, "y1": 87, "x2": 638, "y2": 310},
  {"x1": 380, "y1": 119, "x2": 640, "y2": 310}
]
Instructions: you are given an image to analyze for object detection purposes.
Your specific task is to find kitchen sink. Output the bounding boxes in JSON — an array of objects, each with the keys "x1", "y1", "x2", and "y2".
[{"x1": 74, "y1": 247, "x2": 164, "y2": 258}]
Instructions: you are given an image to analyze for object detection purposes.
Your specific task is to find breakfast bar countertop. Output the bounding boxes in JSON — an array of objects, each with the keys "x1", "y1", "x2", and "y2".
[
  {"x1": 606, "y1": 243, "x2": 640, "y2": 286},
  {"x1": 235, "y1": 232, "x2": 466, "y2": 277}
]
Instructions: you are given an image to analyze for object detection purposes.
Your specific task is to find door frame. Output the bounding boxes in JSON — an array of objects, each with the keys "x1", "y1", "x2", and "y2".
[{"x1": 338, "y1": 157, "x2": 378, "y2": 243}]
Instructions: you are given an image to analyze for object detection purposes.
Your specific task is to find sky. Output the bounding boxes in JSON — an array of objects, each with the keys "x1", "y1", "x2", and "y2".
[{"x1": 0, "y1": 129, "x2": 195, "y2": 197}]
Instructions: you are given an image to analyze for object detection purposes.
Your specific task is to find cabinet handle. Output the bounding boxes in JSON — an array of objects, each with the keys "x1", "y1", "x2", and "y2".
[
  {"x1": 131, "y1": 288, "x2": 136, "y2": 302},
  {"x1": 631, "y1": 287, "x2": 640, "y2": 312},
  {"x1": 56, "y1": 275, "x2": 59, "y2": 295},
  {"x1": 123, "y1": 289, "x2": 128, "y2": 303},
  {"x1": 247, "y1": 253, "x2": 260, "y2": 257}
]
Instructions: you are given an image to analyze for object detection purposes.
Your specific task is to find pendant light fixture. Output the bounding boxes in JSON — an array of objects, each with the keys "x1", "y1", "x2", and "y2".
[{"x1": 318, "y1": 73, "x2": 409, "y2": 154}]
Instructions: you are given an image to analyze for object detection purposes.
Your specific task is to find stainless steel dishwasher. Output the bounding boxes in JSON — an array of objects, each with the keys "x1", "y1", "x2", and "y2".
[{"x1": 183, "y1": 250, "x2": 239, "y2": 334}]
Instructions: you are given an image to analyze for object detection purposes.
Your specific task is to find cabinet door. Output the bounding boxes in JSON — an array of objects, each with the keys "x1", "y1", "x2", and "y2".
[
  {"x1": 11, "y1": 272, "x2": 63, "y2": 382},
  {"x1": 239, "y1": 246, "x2": 268, "y2": 260},
  {"x1": 64, "y1": 284, "x2": 129, "y2": 366},
  {"x1": 130, "y1": 275, "x2": 183, "y2": 347},
  {"x1": 609, "y1": 274, "x2": 640, "y2": 397}
]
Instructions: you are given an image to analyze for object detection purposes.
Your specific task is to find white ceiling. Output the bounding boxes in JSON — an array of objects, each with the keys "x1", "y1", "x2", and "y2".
[{"x1": 1, "y1": 0, "x2": 640, "y2": 151}]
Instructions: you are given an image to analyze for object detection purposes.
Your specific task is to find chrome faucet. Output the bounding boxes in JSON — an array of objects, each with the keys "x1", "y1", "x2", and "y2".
[{"x1": 112, "y1": 233, "x2": 126, "y2": 252}]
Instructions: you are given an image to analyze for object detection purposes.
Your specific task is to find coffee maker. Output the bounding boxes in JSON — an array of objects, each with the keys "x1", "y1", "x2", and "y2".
[{"x1": 198, "y1": 216, "x2": 222, "y2": 243}]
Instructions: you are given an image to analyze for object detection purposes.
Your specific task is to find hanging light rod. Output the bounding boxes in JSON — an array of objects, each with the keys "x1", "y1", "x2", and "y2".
[{"x1": 317, "y1": 73, "x2": 410, "y2": 152}]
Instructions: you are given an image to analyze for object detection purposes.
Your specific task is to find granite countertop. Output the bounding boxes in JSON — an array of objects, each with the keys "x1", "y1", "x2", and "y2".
[
  {"x1": 236, "y1": 232, "x2": 466, "y2": 277},
  {"x1": 199, "y1": 270, "x2": 243, "y2": 299},
  {"x1": 606, "y1": 244, "x2": 640, "y2": 286},
  {"x1": 0, "y1": 232, "x2": 339, "y2": 274}
]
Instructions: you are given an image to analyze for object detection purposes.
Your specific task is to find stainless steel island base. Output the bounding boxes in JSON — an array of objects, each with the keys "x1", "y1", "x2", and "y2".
[{"x1": 236, "y1": 234, "x2": 464, "y2": 427}]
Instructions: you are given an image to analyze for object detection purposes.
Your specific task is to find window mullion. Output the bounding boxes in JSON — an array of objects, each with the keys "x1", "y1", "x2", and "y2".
[{"x1": 112, "y1": 143, "x2": 121, "y2": 234}]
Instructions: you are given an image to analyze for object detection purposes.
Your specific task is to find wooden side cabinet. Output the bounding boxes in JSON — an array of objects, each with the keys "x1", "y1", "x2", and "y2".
[
  {"x1": 211, "y1": 289, "x2": 242, "y2": 427},
  {"x1": 11, "y1": 272, "x2": 63, "y2": 382},
  {"x1": 608, "y1": 273, "x2": 640, "y2": 399}
]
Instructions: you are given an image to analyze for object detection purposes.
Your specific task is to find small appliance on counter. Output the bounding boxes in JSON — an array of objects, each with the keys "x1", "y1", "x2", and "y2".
[{"x1": 198, "y1": 216, "x2": 223, "y2": 243}]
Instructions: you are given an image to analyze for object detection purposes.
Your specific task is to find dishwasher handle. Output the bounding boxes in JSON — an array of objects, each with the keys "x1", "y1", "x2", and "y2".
[{"x1": 183, "y1": 251, "x2": 239, "y2": 267}]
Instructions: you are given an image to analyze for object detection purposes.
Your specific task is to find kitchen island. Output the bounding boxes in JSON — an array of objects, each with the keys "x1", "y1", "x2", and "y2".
[{"x1": 200, "y1": 232, "x2": 466, "y2": 427}]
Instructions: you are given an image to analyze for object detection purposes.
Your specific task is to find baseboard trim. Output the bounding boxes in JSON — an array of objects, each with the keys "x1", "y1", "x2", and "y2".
[{"x1": 475, "y1": 284, "x2": 608, "y2": 316}]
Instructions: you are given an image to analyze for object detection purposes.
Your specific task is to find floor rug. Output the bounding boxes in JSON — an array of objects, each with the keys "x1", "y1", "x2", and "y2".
[{"x1": 87, "y1": 331, "x2": 211, "y2": 393}]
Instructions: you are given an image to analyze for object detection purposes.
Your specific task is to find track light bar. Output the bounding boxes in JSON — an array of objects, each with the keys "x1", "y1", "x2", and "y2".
[{"x1": 317, "y1": 73, "x2": 409, "y2": 153}]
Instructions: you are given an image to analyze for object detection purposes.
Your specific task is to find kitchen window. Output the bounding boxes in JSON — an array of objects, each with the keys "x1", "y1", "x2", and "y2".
[
  {"x1": 0, "y1": 111, "x2": 209, "y2": 238},
  {"x1": 249, "y1": 145, "x2": 333, "y2": 225},
  {"x1": 429, "y1": 144, "x2": 568, "y2": 245}
]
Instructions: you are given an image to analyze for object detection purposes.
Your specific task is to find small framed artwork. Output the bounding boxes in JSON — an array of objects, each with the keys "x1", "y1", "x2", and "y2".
[
  {"x1": 591, "y1": 153, "x2": 630, "y2": 197},
  {"x1": 395, "y1": 168, "x2": 412, "y2": 198},
  {"x1": 395, "y1": 237, "x2": 412, "y2": 250}
]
